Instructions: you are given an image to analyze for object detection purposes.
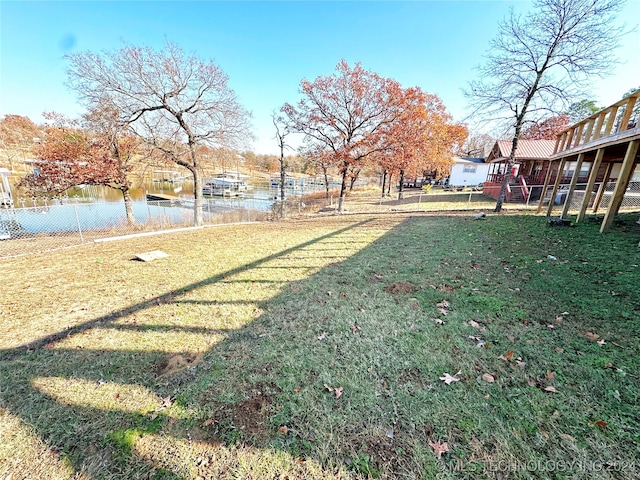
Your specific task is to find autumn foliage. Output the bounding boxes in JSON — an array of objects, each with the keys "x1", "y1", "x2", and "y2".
[
  {"x1": 18, "y1": 111, "x2": 139, "y2": 223},
  {"x1": 520, "y1": 114, "x2": 570, "y2": 140},
  {"x1": 283, "y1": 61, "x2": 466, "y2": 210}
]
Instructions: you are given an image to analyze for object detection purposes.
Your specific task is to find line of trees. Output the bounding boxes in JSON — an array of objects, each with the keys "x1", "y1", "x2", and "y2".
[
  {"x1": 10, "y1": 0, "x2": 628, "y2": 221},
  {"x1": 282, "y1": 60, "x2": 467, "y2": 210}
]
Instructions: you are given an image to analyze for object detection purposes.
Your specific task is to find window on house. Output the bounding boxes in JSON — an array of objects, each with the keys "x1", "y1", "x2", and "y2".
[{"x1": 463, "y1": 165, "x2": 477, "y2": 173}]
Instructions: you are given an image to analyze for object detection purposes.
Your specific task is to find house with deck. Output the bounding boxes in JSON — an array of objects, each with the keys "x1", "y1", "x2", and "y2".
[
  {"x1": 538, "y1": 90, "x2": 640, "y2": 232},
  {"x1": 483, "y1": 139, "x2": 556, "y2": 203}
]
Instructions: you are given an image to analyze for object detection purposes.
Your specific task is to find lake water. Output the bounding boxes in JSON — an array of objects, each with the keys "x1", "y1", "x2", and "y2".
[{"x1": 1, "y1": 178, "x2": 331, "y2": 235}]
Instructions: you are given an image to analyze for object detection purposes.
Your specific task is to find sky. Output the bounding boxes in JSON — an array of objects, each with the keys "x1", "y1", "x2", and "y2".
[{"x1": 1, "y1": 0, "x2": 638, "y2": 155}]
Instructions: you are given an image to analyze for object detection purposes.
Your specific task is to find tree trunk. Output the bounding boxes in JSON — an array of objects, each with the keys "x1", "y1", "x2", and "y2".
[
  {"x1": 386, "y1": 173, "x2": 393, "y2": 197},
  {"x1": 193, "y1": 169, "x2": 203, "y2": 226},
  {"x1": 338, "y1": 166, "x2": 348, "y2": 213},
  {"x1": 398, "y1": 169, "x2": 405, "y2": 200},
  {"x1": 381, "y1": 170, "x2": 387, "y2": 197},
  {"x1": 121, "y1": 186, "x2": 136, "y2": 225},
  {"x1": 279, "y1": 156, "x2": 286, "y2": 219},
  {"x1": 349, "y1": 168, "x2": 360, "y2": 191},
  {"x1": 494, "y1": 133, "x2": 520, "y2": 212},
  {"x1": 319, "y1": 164, "x2": 328, "y2": 199}
]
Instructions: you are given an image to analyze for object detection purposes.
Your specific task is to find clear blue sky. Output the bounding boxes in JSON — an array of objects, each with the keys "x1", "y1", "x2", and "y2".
[{"x1": 1, "y1": 1, "x2": 638, "y2": 154}]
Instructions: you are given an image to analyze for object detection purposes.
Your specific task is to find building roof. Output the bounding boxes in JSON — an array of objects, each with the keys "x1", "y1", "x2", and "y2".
[
  {"x1": 489, "y1": 139, "x2": 556, "y2": 163},
  {"x1": 454, "y1": 156, "x2": 486, "y2": 164}
]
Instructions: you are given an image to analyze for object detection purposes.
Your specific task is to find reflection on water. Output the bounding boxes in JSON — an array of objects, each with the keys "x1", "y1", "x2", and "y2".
[{"x1": 1, "y1": 178, "x2": 334, "y2": 235}]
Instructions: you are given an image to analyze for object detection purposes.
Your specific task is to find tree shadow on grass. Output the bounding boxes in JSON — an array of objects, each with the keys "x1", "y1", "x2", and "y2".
[
  {"x1": 4, "y1": 214, "x2": 639, "y2": 479},
  {"x1": 1, "y1": 217, "x2": 407, "y2": 479}
]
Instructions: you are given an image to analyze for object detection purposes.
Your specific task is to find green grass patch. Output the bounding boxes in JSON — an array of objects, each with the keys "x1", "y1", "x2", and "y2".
[{"x1": 1, "y1": 212, "x2": 639, "y2": 479}]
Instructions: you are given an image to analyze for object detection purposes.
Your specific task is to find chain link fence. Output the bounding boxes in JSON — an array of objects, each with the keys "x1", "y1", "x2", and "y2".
[
  {"x1": 0, "y1": 196, "x2": 273, "y2": 258},
  {"x1": 3, "y1": 180, "x2": 638, "y2": 258}
]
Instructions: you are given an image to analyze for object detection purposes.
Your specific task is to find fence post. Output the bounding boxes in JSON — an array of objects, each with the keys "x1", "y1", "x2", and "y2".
[{"x1": 73, "y1": 204, "x2": 84, "y2": 242}]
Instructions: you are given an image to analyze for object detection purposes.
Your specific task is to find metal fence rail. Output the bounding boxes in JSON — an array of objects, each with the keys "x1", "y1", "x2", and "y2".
[{"x1": 0, "y1": 197, "x2": 271, "y2": 258}]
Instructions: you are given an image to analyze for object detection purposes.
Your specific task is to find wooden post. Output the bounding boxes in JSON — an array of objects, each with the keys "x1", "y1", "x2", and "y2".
[
  {"x1": 619, "y1": 97, "x2": 638, "y2": 132},
  {"x1": 561, "y1": 153, "x2": 585, "y2": 219},
  {"x1": 537, "y1": 160, "x2": 556, "y2": 213},
  {"x1": 558, "y1": 132, "x2": 568, "y2": 152},
  {"x1": 576, "y1": 148, "x2": 604, "y2": 223},
  {"x1": 582, "y1": 118, "x2": 595, "y2": 144},
  {"x1": 573, "y1": 123, "x2": 584, "y2": 148},
  {"x1": 600, "y1": 140, "x2": 639, "y2": 233},
  {"x1": 592, "y1": 111, "x2": 606, "y2": 140},
  {"x1": 566, "y1": 128, "x2": 575, "y2": 149},
  {"x1": 593, "y1": 162, "x2": 613, "y2": 214},
  {"x1": 604, "y1": 106, "x2": 619, "y2": 136},
  {"x1": 546, "y1": 158, "x2": 567, "y2": 217}
]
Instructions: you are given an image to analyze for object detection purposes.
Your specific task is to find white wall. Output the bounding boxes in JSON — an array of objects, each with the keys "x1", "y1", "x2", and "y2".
[{"x1": 448, "y1": 163, "x2": 490, "y2": 186}]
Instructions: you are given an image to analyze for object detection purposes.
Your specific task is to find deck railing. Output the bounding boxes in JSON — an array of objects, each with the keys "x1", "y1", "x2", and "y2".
[{"x1": 554, "y1": 91, "x2": 639, "y2": 155}]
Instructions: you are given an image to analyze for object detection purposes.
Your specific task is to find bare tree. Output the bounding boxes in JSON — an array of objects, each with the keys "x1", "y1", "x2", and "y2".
[
  {"x1": 465, "y1": 0, "x2": 626, "y2": 212},
  {"x1": 272, "y1": 113, "x2": 290, "y2": 216},
  {"x1": 67, "y1": 42, "x2": 252, "y2": 225},
  {"x1": 282, "y1": 61, "x2": 403, "y2": 213}
]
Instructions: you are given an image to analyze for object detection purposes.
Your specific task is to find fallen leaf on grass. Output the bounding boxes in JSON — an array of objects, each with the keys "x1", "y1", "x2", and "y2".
[
  {"x1": 278, "y1": 426, "x2": 289, "y2": 435},
  {"x1": 585, "y1": 331, "x2": 600, "y2": 342},
  {"x1": 324, "y1": 384, "x2": 343, "y2": 399},
  {"x1": 436, "y1": 300, "x2": 450, "y2": 309},
  {"x1": 481, "y1": 373, "x2": 495, "y2": 383},
  {"x1": 202, "y1": 419, "x2": 214, "y2": 427},
  {"x1": 558, "y1": 433, "x2": 576, "y2": 442},
  {"x1": 589, "y1": 420, "x2": 607, "y2": 429},
  {"x1": 350, "y1": 324, "x2": 361, "y2": 333},
  {"x1": 499, "y1": 350, "x2": 514, "y2": 362},
  {"x1": 555, "y1": 347, "x2": 564, "y2": 353},
  {"x1": 428, "y1": 440, "x2": 449, "y2": 459},
  {"x1": 545, "y1": 371, "x2": 556, "y2": 382},
  {"x1": 433, "y1": 318, "x2": 445, "y2": 325},
  {"x1": 293, "y1": 387, "x2": 302, "y2": 392},
  {"x1": 543, "y1": 386, "x2": 558, "y2": 393},
  {"x1": 597, "y1": 339, "x2": 606, "y2": 346},
  {"x1": 438, "y1": 308, "x2": 449, "y2": 316},
  {"x1": 437, "y1": 284, "x2": 454, "y2": 292},
  {"x1": 317, "y1": 332, "x2": 327, "y2": 341},
  {"x1": 439, "y1": 371, "x2": 462, "y2": 385},
  {"x1": 604, "y1": 362, "x2": 613, "y2": 369},
  {"x1": 468, "y1": 320, "x2": 481, "y2": 329}
]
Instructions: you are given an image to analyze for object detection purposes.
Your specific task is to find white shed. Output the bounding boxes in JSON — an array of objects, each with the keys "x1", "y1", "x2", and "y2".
[{"x1": 448, "y1": 157, "x2": 489, "y2": 187}]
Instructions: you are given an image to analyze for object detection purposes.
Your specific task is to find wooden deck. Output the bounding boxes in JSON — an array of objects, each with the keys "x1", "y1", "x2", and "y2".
[{"x1": 539, "y1": 91, "x2": 640, "y2": 232}]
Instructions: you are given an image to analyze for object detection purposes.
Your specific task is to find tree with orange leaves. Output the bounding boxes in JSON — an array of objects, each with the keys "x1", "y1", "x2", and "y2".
[
  {"x1": 282, "y1": 61, "x2": 404, "y2": 213},
  {"x1": 521, "y1": 114, "x2": 570, "y2": 140},
  {"x1": 18, "y1": 110, "x2": 140, "y2": 224},
  {"x1": 378, "y1": 88, "x2": 467, "y2": 200}
]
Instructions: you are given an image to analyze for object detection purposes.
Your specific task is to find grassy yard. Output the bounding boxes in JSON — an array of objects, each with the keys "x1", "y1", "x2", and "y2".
[{"x1": 1, "y1": 212, "x2": 639, "y2": 479}]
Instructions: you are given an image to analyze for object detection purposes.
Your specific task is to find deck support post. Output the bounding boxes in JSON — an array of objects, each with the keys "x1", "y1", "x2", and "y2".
[
  {"x1": 593, "y1": 163, "x2": 614, "y2": 214},
  {"x1": 537, "y1": 161, "x2": 556, "y2": 214},
  {"x1": 545, "y1": 158, "x2": 567, "y2": 217},
  {"x1": 576, "y1": 148, "x2": 605, "y2": 223},
  {"x1": 600, "y1": 140, "x2": 639, "y2": 233},
  {"x1": 561, "y1": 154, "x2": 585, "y2": 219}
]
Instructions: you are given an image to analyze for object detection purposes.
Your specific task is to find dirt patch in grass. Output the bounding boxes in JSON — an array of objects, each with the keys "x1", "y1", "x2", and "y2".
[
  {"x1": 383, "y1": 281, "x2": 418, "y2": 295},
  {"x1": 206, "y1": 384, "x2": 281, "y2": 445},
  {"x1": 157, "y1": 352, "x2": 204, "y2": 378}
]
